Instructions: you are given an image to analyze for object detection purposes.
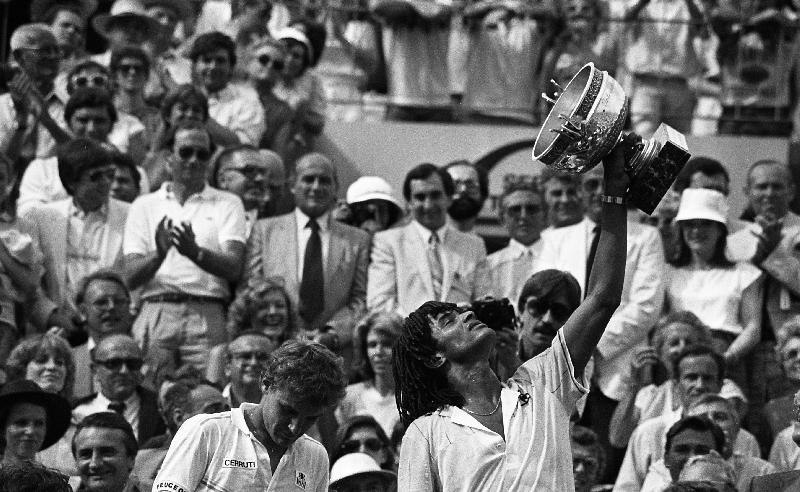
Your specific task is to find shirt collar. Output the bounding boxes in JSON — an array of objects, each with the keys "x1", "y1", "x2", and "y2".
[
  {"x1": 97, "y1": 388, "x2": 140, "y2": 408},
  {"x1": 295, "y1": 207, "x2": 330, "y2": 232},
  {"x1": 70, "y1": 200, "x2": 108, "y2": 220},
  {"x1": 160, "y1": 182, "x2": 213, "y2": 201},
  {"x1": 507, "y1": 238, "x2": 538, "y2": 257},
  {"x1": 412, "y1": 220, "x2": 448, "y2": 243}
]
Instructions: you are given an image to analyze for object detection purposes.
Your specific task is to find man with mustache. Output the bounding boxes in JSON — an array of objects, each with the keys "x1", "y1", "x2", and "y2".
[
  {"x1": 443, "y1": 160, "x2": 487, "y2": 234},
  {"x1": 154, "y1": 340, "x2": 346, "y2": 491}
]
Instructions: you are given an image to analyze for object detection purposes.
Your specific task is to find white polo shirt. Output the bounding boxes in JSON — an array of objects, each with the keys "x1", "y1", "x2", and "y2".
[
  {"x1": 398, "y1": 329, "x2": 588, "y2": 491},
  {"x1": 154, "y1": 403, "x2": 329, "y2": 492},
  {"x1": 123, "y1": 183, "x2": 246, "y2": 300}
]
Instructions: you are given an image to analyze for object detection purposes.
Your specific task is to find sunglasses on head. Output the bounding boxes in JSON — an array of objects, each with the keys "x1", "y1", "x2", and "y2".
[
  {"x1": 341, "y1": 437, "x2": 384, "y2": 454},
  {"x1": 257, "y1": 54, "x2": 285, "y2": 71},
  {"x1": 177, "y1": 146, "x2": 211, "y2": 161},
  {"x1": 94, "y1": 358, "x2": 143, "y2": 371},
  {"x1": 73, "y1": 75, "x2": 108, "y2": 88}
]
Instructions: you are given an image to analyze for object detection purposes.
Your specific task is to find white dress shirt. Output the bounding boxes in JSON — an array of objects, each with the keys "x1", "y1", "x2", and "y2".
[
  {"x1": 208, "y1": 83, "x2": 266, "y2": 145},
  {"x1": 73, "y1": 391, "x2": 141, "y2": 439},
  {"x1": 485, "y1": 238, "x2": 541, "y2": 307}
]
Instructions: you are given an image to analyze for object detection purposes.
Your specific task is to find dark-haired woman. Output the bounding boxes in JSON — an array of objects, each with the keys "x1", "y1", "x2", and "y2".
[
  {"x1": 665, "y1": 188, "x2": 762, "y2": 385},
  {"x1": 331, "y1": 415, "x2": 396, "y2": 472}
]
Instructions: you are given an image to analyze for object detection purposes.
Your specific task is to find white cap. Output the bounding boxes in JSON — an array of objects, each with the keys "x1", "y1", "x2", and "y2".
[
  {"x1": 674, "y1": 188, "x2": 728, "y2": 225},
  {"x1": 329, "y1": 453, "x2": 396, "y2": 487}
]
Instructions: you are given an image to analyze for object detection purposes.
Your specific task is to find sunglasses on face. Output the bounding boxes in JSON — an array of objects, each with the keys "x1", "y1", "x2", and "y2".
[
  {"x1": 94, "y1": 358, "x2": 143, "y2": 371},
  {"x1": 20, "y1": 46, "x2": 60, "y2": 57},
  {"x1": 177, "y1": 146, "x2": 211, "y2": 161},
  {"x1": 256, "y1": 54, "x2": 285, "y2": 71},
  {"x1": 73, "y1": 75, "x2": 108, "y2": 88},
  {"x1": 231, "y1": 351, "x2": 270, "y2": 363},
  {"x1": 117, "y1": 63, "x2": 145, "y2": 75},
  {"x1": 506, "y1": 204, "x2": 542, "y2": 217},
  {"x1": 86, "y1": 167, "x2": 115, "y2": 182},
  {"x1": 341, "y1": 437, "x2": 383, "y2": 454}
]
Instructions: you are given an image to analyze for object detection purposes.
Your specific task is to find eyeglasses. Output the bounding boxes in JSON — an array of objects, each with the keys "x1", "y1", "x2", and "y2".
[
  {"x1": 257, "y1": 54, "x2": 285, "y2": 71},
  {"x1": 91, "y1": 296, "x2": 129, "y2": 310},
  {"x1": 505, "y1": 204, "x2": 542, "y2": 217},
  {"x1": 231, "y1": 351, "x2": 270, "y2": 363},
  {"x1": 86, "y1": 167, "x2": 115, "y2": 182},
  {"x1": 226, "y1": 165, "x2": 268, "y2": 180},
  {"x1": 177, "y1": 146, "x2": 211, "y2": 161},
  {"x1": 117, "y1": 63, "x2": 146, "y2": 75},
  {"x1": 341, "y1": 437, "x2": 384, "y2": 454},
  {"x1": 19, "y1": 46, "x2": 60, "y2": 57},
  {"x1": 94, "y1": 358, "x2": 143, "y2": 371},
  {"x1": 72, "y1": 75, "x2": 109, "y2": 88}
]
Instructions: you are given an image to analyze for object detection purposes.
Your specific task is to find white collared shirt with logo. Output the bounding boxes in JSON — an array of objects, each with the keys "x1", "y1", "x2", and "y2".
[
  {"x1": 398, "y1": 329, "x2": 588, "y2": 491},
  {"x1": 153, "y1": 403, "x2": 328, "y2": 492}
]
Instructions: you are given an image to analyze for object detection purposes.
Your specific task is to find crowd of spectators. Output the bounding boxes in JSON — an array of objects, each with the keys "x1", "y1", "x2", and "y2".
[{"x1": 2, "y1": 0, "x2": 800, "y2": 491}]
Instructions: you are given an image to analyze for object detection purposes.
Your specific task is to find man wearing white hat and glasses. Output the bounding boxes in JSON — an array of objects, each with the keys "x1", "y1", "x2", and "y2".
[
  {"x1": 91, "y1": 0, "x2": 163, "y2": 67},
  {"x1": 329, "y1": 453, "x2": 397, "y2": 492}
]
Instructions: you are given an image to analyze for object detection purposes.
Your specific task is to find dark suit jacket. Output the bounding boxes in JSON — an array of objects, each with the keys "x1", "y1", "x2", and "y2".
[
  {"x1": 747, "y1": 469, "x2": 800, "y2": 491},
  {"x1": 72, "y1": 386, "x2": 165, "y2": 445}
]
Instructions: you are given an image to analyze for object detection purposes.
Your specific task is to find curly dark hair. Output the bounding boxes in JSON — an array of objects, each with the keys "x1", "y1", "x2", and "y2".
[
  {"x1": 0, "y1": 462, "x2": 70, "y2": 492},
  {"x1": 261, "y1": 340, "x2": 346, "y2": 408},
  {"x1": 393, "y1": 301, "x2": 465, "y2": 428},
  {"x1": 353, "y1": 310, "x2": 403, "y2": 381},
  {"x1": 160, "y1": 84, "x2": 210, "y2": 123}
]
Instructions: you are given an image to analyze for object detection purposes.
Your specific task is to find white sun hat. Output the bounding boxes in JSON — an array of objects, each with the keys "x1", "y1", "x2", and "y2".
[
  {"x1": 674, "y1": 188, "x2": 729, "y2": 225},
  {"x1": 329, "y1": 453, "x2": 396, "y2": 489}
]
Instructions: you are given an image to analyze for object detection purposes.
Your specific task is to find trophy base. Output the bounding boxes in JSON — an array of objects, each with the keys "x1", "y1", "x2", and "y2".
[{"x1": 625, "y1": 124, "x2": 691, "y2": 215}]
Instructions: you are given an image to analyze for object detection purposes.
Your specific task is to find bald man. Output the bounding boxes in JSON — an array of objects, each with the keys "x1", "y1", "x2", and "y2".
[
  {"x1": 728, "y1": 161, "x2": 799, "y2": 340},
  {"x1": 73, "y1": 334, "x2": 166, "y2": 445},
  {"x1": 242, "y1": 152, "x2": 370, "y2": 356}
]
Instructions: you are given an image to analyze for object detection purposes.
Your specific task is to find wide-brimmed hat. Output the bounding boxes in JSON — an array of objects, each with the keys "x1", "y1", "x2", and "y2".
[
  {"x1": 674, "y1": 188, "x2": 728, "y2": 225},
  {"x1": 329, "y1": 453, "x2": 397, "y2": 489},
  {"x1": 30, "y1": 0, "x2": 99, "y2": 22},
  {"x1": 141, "y1": 0, "x2": 192, "y2": 22},
  {"x1": 91, "y1": 0, "x2": 162, "y2": 40},
  {"x1": 347, "y1": 176, "x2": 402, "y2": 210},
  {"x1": 0, "y1": 380, "x2": 72, "y2": 450}
]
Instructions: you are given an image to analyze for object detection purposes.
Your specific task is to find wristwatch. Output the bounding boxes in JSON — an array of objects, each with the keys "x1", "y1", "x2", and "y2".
[{"x1": 600, "y1": 194, "x2": 625, "y2": 205}]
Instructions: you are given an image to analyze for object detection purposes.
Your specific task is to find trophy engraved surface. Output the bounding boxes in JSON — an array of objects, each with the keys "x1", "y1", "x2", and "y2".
[{"x1": 532, "y1": 63, "x2": 691, "y2": 214}]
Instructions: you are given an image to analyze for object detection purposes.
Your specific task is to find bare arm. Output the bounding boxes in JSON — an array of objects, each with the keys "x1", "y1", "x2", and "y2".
[
  {"x1": 725, "y1": 275, "x2": 763, "y2": 363},
  {"x1": 189, "y1": 241, "x2": 245, "y2": 283},
  {"x1": 562, "y1": 144, "x2": 629, "y2": 376},
  {"x1": 124, "y1": 252, "x2": 166, "y2": 290}
]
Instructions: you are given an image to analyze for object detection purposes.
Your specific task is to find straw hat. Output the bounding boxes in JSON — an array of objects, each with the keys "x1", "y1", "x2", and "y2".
[
  {"x1": 30, "y1": 0, "x2": 99, "y2": 22},
  {"x1": 674, "y1": 188, "x2": 728, "y2": 225},
  {"x1": 91, "y1": 0, "x2": 162, "y2": 40},
  {"x1": 329, "y1": 453, "x2": 396, "y2": 489},
  {"x1": 0, "y1": 380, "x2": 72, "y2": 450}
]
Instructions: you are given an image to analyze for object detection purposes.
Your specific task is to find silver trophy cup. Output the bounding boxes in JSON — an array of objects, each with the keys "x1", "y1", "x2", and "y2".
[{"x1": 532, "y1": 63, "x2": 691, "y2": 214}]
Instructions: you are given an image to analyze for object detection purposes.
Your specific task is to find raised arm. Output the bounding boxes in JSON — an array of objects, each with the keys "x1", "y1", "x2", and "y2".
[{"x1": 562, "y1": 143, "x2": 629, "y2": 376}]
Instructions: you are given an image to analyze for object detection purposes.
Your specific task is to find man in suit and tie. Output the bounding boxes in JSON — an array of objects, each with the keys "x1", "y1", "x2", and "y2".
[
  {"x1": 24, "y1": 137, "x2": 129, "y2": 332},
  {"x1": 368, "y1": 163, "x2": 488, "y2": 315},
  {"x1": 243, "y1": 152, "x2": 370, "y2": 356},
  {"x1": 73, "y1": 334, "x2": 166, "y2": 446}
]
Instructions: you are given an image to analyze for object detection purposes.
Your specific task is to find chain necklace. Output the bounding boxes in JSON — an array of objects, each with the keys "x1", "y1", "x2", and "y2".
[{"x1": 463, "y1": 396, "x2": 501, "y2": 416}]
